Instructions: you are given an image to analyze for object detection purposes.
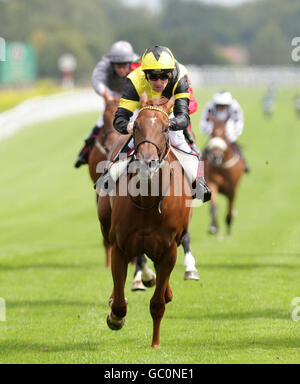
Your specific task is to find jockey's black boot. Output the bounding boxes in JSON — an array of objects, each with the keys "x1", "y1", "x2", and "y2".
[
  {"x1": 74, "y1": 126, "x2": 101, "y2": 168},
  {"x1": 194, "y1": 176, "x2": 212, "y2": 203}
]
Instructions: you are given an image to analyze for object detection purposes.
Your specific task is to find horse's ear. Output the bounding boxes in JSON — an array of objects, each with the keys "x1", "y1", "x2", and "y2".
[
  {"x1": 140, "y1": 92, "x2": 148, "y2": 107},
  {"x1": 165, "y1": 96, "x2": 175, "y2": 113}
]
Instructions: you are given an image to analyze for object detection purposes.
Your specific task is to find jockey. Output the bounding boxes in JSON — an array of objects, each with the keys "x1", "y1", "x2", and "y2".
[
  {"x1": 201, "y1": 91, "x2": 250, "y2": 173},
  {"x1": 102, "y1": 45, "x2": 211, "y2": 202},
  {"x1": 124, "y1": 56, "x2": 200, "y2": 154},
  {"x1": 74, "y1": 41, "x2": 139, "y2": 168}
]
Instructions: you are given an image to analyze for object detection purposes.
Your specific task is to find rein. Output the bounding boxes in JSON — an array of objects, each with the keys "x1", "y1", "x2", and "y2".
[{"x1": 129, "y1": 104, "x2": 172, "y2": 213}]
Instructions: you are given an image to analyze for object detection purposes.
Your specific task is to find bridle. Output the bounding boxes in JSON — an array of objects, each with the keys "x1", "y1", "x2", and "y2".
[
  {"x1": 129, "y1": 105, "x2": 172, "y2": 213},
  {"x1": 133, "y1": 106, "x2": 170, "y2": 163},
  {"x1": 208, "y1": 135, "x2": 240, "y2": 169}
]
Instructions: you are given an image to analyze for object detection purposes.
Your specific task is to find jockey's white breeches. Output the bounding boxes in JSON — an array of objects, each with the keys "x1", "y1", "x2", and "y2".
[{"x1": 169, "y1": 130, "x2": 192, "y2": 153}]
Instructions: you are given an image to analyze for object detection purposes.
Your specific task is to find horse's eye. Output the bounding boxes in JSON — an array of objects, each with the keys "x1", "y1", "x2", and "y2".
[{"x1": 163, "y1": 125, "x2": 169, "y2": 133}]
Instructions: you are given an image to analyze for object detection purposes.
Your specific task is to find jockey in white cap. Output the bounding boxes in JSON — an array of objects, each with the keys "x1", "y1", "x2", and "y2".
[{"x1": 200, "y1": 91, "x2": 249, "y2": 172}]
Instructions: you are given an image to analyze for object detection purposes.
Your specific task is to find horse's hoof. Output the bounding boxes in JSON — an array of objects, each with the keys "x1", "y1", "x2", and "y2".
[
  {"x1": 151, "y1": 343, "x2": 160, "y2": 349},
  {"x1": 107, "y1": 311, "x2": 125, "y2": 331},
  {"x1": 142, "y1": 268, "x2": 156, "y2": 287},
  {"x1": 142, "y1": 277, "x2": 156, "y2": 288},
  {"x1": 184, "y1": 270, "x2": 200, "y2": 281},
  {"x1": 131, "y1": 280, "x2": 147, "y2": 291},
  {"x1": 208, "y1": 226, "x2": 218, "y2": 235}
]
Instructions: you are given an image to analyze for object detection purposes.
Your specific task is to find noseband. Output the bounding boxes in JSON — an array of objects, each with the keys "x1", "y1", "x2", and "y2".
[{"x1": 128, "y1": 106, "x2": 172, "y2": 213}]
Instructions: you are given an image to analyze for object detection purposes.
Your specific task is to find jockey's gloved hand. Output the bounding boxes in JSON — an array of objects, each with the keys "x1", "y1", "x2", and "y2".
[{"x1": 169, "y1": 118, "x2": 177, "y2": 131}]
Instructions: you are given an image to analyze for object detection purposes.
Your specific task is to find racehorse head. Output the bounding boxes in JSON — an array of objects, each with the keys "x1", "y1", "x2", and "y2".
[
  {"x1": 101, "y1": 90, "x2": 121, "y2": 155},
  {"x1": 207, "y1": 118, "x2": 229, "y2": 167},
  {"x1": 133, "y1": 93, "x2": 174, "y2": 179}
]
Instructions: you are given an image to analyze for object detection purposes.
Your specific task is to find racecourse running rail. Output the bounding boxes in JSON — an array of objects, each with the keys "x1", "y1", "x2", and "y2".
[{"x1": 0, "y1": 89, "x2": 103, "y2": 142}]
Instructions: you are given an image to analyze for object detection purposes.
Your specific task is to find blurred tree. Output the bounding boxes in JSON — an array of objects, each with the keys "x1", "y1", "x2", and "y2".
[
  {"x1": 1, "y1": 0, "x2": 300, "y2": 79},
  {"x1": 249, "y1": 22, "x2": 290, "y2": 65}
]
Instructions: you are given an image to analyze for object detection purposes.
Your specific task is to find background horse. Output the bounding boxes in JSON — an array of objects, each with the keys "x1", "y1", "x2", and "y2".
[
  {"x1": 98, "y1": 95, "x2": 194, "y2": 348},
  {"x1": 204, "y1": 117, "x2": 244, "y2": 237},
  {"x1": 88, "y1": 91, "x2": 121, "y2": 267}
]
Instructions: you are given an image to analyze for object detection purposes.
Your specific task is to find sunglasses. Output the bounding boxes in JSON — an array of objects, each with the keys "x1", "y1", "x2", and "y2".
[{"x1": 148, "y1": 72, "x2": 171, "y2": 81}]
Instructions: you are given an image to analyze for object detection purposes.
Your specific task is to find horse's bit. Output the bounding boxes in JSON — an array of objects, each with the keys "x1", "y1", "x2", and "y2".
[{"x1": 129, "y1": 106, "x2": 172, "y2": 213}]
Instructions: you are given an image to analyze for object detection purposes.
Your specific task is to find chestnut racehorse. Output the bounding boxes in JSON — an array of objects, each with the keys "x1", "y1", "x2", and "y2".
[
  {"x1": 88, "y1": 92, "x2": 121, "y2": 267},
  {"x1": 88, "y1": 93, "x2": 156, "y2": 287},
  {"x1": 98, "y1": 95, "x2": 193, "y2": 348},
  {"x1": 204, "y1": 117, "x2": 244, "y2": 236}
]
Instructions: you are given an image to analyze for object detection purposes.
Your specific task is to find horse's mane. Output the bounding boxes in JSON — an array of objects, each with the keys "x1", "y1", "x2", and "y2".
[{"x1": 103, "y1": 97, "x2": 120, "y2": 127}]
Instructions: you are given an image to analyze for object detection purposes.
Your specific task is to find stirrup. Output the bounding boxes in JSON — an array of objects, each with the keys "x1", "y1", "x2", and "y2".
[{"x1": 193, "y1": 177, "x2": 211, "y2": 202}]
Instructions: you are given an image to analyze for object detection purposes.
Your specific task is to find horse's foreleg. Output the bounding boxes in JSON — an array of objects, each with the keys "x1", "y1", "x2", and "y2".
[
  {"x1": 165, "y1": 284, "x2": 173, "y2": 303},
  {"x1": 104, "y1": 239, "x2": 112, "y2": 268},
  {"x1": 107, "y1": 244, "x2": 128, "y2": 331},
  {"x1": 131, "y1": 254, "x2": 147, "y2": 291},
  {"x1": 208, "y1": 183, "x2": 219, "y2": 234},
  {"x1": 150, "y1": 243, "x2": 177, "y2": 348},
  {"x1": 182, "y1": 232, "x2": 200, "y2": 281},
  {"x1": 226, "y1": 197, "x2": 235, "y2": 238}
]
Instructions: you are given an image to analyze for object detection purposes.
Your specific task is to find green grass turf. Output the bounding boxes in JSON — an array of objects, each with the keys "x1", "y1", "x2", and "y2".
[{"x1": 0, "y1": 87, "x2": 299, "y2": 364}]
